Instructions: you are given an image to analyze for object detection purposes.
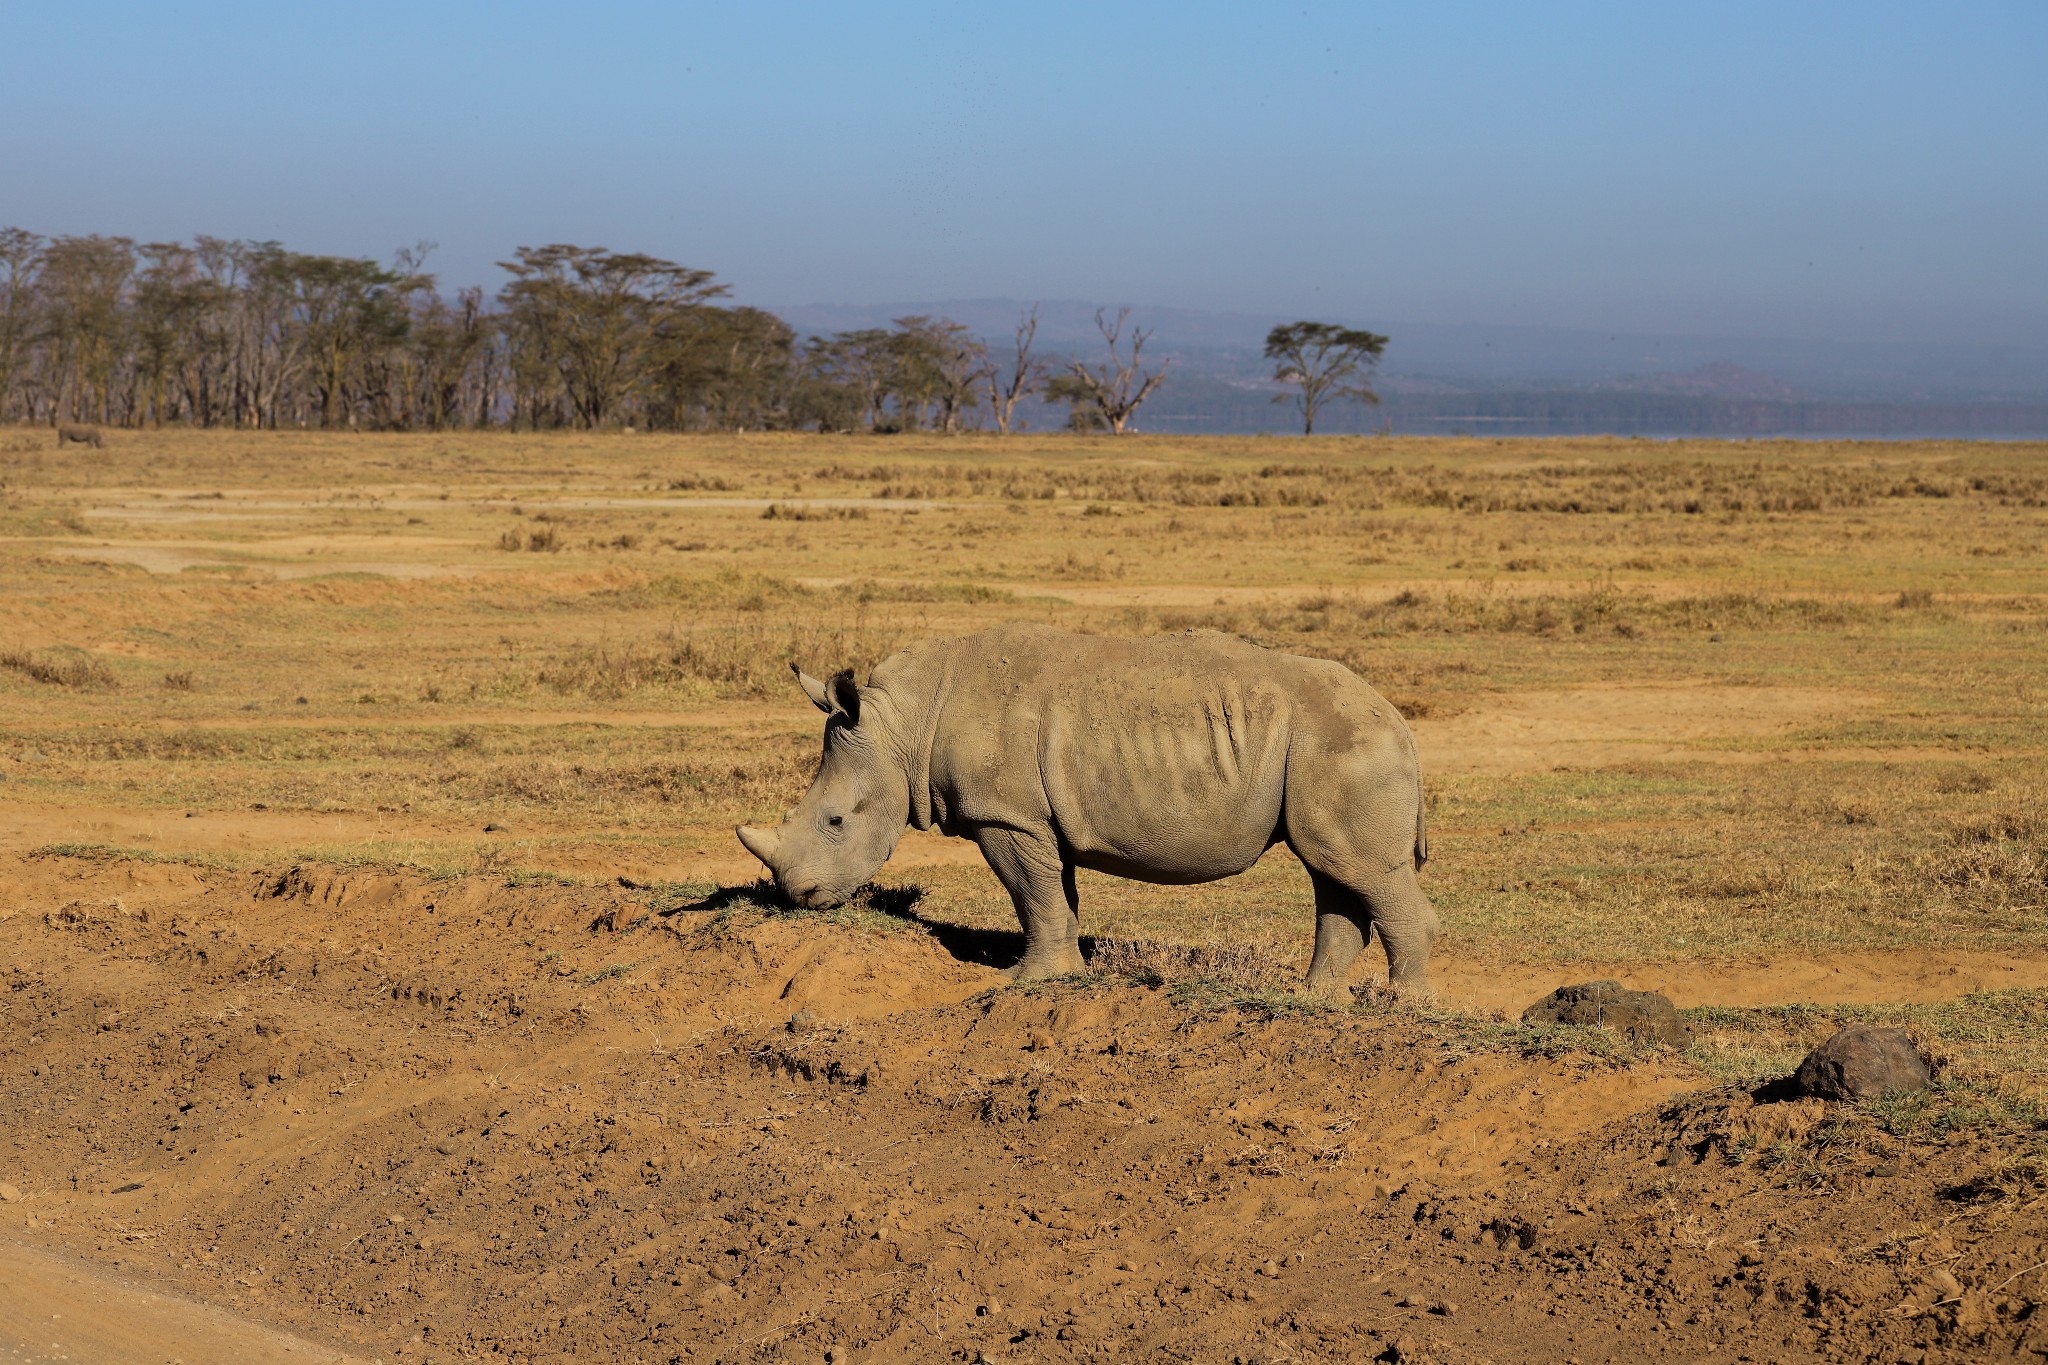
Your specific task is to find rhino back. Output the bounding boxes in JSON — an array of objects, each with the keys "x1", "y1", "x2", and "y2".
[{"x1": 913, "y1": 625, "x2": 1404, "y2": 882}]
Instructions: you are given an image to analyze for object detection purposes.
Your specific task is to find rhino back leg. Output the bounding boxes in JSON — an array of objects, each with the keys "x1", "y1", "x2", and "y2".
[
  {"x1": 1295, "y1": 855, "x2": 1437, "y2": 994},
  {"x1": 972, "y1": 826, "x2": 1086, "y2": 978},
  {"x1": 1358, "y1": 862, "x2": 1437, "y2": 991},
  {"x1": 1285, "y1": 746, "x2": 1438, "y2": 993}
]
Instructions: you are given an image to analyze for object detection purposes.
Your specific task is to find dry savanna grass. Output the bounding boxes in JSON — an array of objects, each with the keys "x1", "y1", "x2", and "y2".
[{"x1": 1, "y1": 425, "x2": 2044, "y2": 1110}]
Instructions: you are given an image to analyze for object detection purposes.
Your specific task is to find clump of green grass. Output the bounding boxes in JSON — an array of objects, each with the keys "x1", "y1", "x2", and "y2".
[
  {"x1": 838, "y1": 580, "x2": 1013, "y2": 605},
  {"x1": 1857, "y1": 1081, "x2": 2048, "y2": 1139},
  {"x1": 782, "y1": 881, "x2": 929, "y2": 934},
  {"x1": 26, "y1": 842, "x2": 230, "y2": 870},
  {"x1": 688, "y1": 879, "x2": 929, "y2": 938},
  {"x1": 1088, "y1": 935, "x2": 1289, "y2": 991},
  {"x1": 1162, "y1": 977, "x2": 1341, "y2": 1018},
  {"x1": 639, "y1": 880, "x2": 719, "y2": 915},
  {"x1": 502, "y1": 867, "x2": 581, "y2": 889}
]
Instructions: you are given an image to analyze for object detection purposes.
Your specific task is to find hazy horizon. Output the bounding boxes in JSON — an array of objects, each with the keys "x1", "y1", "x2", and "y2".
[{"x1": 7, "y1": 2, "x2": 2045, "y2": 354}]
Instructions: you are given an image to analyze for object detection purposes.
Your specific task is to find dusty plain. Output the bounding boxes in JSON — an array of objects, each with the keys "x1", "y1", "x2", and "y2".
[{"x1": 0, "y1": 427, "x2": 2044, "y2": 1364}]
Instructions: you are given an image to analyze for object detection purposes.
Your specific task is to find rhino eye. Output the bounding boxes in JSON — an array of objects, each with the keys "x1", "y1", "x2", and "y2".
[{"x1": 828, "y1": 815, "x2": 844, "y2": 827}]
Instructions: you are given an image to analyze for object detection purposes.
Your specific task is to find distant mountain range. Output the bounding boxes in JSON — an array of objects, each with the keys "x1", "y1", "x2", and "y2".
[
  {"x1": 768, "y1": 298, "x2": 2048, "y2": 437},
  {"x1": 1590, "y1": 361, "x2": 1798, "y2": 402}
]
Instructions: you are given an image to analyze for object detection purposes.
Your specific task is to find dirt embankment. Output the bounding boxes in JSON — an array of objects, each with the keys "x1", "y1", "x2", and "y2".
[{"x1": 2, "y1": 855, "x2": 2043, "y2": 1364}]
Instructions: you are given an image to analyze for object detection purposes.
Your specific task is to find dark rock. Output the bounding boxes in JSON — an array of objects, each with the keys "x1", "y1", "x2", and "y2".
[
  {"x1": 1482, "y1": 1217, "x2": 1540, "y2": 1250},
  {"x1": 1793, "y1": 1025, "x2": 1929, "y2": 1100},
  {"x1": 1520, "y1": 980, "x2": 1691, "y2": 1046}
]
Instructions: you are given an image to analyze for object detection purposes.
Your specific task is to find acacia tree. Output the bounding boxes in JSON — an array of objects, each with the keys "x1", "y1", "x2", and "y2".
[
  {"x1": 811, "y1": 328, "x2": 897, "y2": 429},
  {"x1": 1264, "y1": 320, "x2": 1388, "y2": 435},
  {"x1": 0, "y1": 229, "x2": 43, "y2": 421},
  {"x1": 132, "y1": 242, "x2": 204, "y2": 427},
  {"x1": 1044, "y1": 307, "x2": 1169, "y2": 435},
  {"x1": 400, "y1": 283, "x2": 490, "y2": 430},
  {"x1": 41, "y1": 234, "x2": 136, "y2": 423},
  {"x1": 889, "y1": 316, "x2": 987, "y2": 432},
  {"x1": 645, "y1": 304, "x2": 794, "y2": 431},
  {"x1": 288, "y1": 254, "x2": 409, "y2": 428},
  {"x1": 701, "y1": 306, "x2": 797, "y2": 430},
  {"x1": 497, "y1": 245, "x2": 726, "y2": 428},
  {"x1": 182, "y1": 237, "x2": 248, "y2": 427},
  {"x1": 983, "y1": 305, "x2": 1045, "y2": 435}
]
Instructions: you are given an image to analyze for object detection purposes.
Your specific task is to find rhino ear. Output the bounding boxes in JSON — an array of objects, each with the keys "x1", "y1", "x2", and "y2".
[
  {"x1": 827, "y1": 669, "x2": 861, "y2": 727},
  {"x1": 793, "y1": 665, "x2": 833, "y2": 714}
]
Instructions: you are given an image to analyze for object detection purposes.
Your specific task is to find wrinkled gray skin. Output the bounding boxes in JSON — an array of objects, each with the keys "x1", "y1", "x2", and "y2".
[{"x1": 737, "y1": 624, "x2": 1437, "y2": 996}]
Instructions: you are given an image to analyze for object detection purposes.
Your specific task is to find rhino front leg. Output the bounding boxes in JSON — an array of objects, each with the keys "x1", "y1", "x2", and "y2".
[{"x1": 972, "y1": 826, "x2": 1086, "y2": 978}]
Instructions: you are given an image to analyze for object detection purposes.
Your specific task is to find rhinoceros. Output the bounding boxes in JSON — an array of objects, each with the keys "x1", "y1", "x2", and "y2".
[
  {"x1": 56, "y1": 423, "x2": 104, "y2": 450},
  {"x1": 736, "y1": 623, "x2": 1438, "y2": 997}
]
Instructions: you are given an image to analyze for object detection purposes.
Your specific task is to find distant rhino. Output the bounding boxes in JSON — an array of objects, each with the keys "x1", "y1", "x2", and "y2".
[
  {"x1": 737, "y1": 624, "x2": 1437, "y2": 995},
  {"x1": 56, "y1": 423, "x2": 104, "y2": 449}
]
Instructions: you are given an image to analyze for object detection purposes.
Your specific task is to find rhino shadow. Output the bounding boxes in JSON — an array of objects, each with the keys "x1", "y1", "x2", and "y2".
[{"x1": 661, "y1": 880, "x2": 1043, "y2": 971}]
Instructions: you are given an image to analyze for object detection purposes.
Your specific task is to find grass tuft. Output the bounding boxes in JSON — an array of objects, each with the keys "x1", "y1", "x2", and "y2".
[{"x1": 2, "y1": 648, "x2": 117, "y2": 689}]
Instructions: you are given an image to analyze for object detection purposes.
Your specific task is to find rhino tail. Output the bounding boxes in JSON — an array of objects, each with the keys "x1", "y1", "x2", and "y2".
[{"x1": 1413, "y1": 796, "x2": 1429, "y2": 869}]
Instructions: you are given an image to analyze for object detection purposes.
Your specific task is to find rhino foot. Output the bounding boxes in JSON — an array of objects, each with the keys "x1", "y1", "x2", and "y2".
[
  {"x1": 1309, "y1": 975, "x2": 1436, "y2": 1008},
  {"x1": 1008, "y1": 950, "x2": 1089, "y2": 982},
  {"x1": 1301, "y1": 972, "x2": 1356, "y2": 1005}
]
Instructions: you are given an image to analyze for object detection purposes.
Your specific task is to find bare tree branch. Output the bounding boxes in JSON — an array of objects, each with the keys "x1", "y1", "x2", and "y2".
[{"x1": 1045, "y1": 307, "x2": 1172, "y2": 435}]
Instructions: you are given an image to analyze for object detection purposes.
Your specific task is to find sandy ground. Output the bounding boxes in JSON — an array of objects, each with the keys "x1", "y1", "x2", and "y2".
[
  {"x1": 1413, "y1": 683, "x2": 1859, "y2": 774},
  {"x1": 1, "y1": 855, "x2": 2043, "y2": 1364},
  {"x1": 0, "y1": 1238, "x2": 368, "y2": 1364}
]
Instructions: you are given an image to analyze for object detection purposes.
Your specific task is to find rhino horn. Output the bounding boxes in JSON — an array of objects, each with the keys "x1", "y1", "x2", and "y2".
[{"x1": 736, "y1": 824, "x2": 782, "y2": 872}]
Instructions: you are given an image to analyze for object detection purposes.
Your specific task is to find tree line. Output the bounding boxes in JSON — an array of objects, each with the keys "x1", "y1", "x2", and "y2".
[{"x1": 0, "y1": 228, "x2": 1385, "y2": 435}]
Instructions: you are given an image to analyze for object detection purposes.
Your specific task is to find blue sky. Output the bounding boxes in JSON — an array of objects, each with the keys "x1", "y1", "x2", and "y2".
[{"x1": 5, "y1": 1, "x2": 2044, "y2": 345}]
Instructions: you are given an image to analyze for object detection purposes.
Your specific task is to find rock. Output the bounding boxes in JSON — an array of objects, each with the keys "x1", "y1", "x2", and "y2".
[
  {"x1": 0, "y1": 1183, "x2": 19, "y2": 1202},
  {"x1": 1521, "y1": 980, "x2": 1691, "y2": 1046},
  {"x1": 1793, "y1": 1025, "x2": 1929, "y2": 1099},
  {"x1": 1482, "y1": 1217, "x2": 1539, "y2": 1250},
  {"x1": 787, "y1": 1008, "x2": 819, "y2": 1034}
]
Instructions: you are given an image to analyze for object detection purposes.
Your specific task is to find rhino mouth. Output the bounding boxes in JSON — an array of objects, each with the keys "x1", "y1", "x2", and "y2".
[{"x1": 786, "y1": 881, "x2": 845, "y2": 912}]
